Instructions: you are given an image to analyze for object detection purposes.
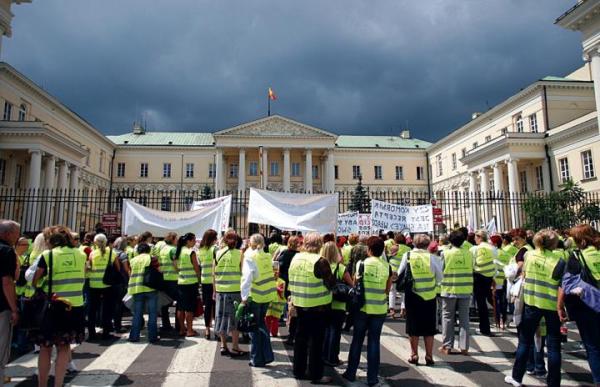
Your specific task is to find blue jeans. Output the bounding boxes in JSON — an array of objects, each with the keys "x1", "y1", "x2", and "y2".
[
  {"x1": 344, "y1": 312, "x2": 385, "y2": 386},
  {"x1": 323, "y1": 309, "x2": 345, "y2": 363},
  {"x1": 575, "y1": 310, "x2": 600, "y2": 383},
  {"x1": 526, "y1": 336, "x2": 546, "y2": 375},
  {"x1": 129, "y1": 291, "x2": 158, "y2": 342},
  {"x1": 512, "y1": 305, "x2": 561, "y2": 387},
  {"x1": 249, "y1": 301, "x2": 274, "y2": 367}
]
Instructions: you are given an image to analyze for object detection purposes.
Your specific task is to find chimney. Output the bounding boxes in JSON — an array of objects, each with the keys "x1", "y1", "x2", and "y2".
[
  {"x1": 471, "y1": 112, "x2": 483, "y2": 120},
  {"x1": 400, "y1": 130, "x2": 411, "y2": 139},
  {"x1": 133, "y1": 121, "x2": 145, "y2": 135}
]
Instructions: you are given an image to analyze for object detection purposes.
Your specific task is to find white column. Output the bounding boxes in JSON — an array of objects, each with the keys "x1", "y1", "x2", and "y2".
[
  {"x1": 542, "y1": 159, "x2": 551, "y2": 192},
  {"x1": 215, "y1": 149, "x2": 224, "y2": 193},
  {"x1": 26, "y1": 150, "x2": 42, "y2": 231},
  {"x1": 238, "y1": 148, "x2": 246, "y2": 192},
  {"x1": 283, "y1": 148, "x2": 291, "y2": 192},
  {"x1": 479, "y1": 168, "x2": 490, "y2": 224},
  {"x1": 468, "y1": 171, "x2": 479, "y2": 229},
  {"x1": 6, "y1": 156, "x2": 17, "y2": 189},
  {"x1": 493, "y1": 162, "x2": 505, "y2": 232},
  {"x1": 261, "y1": 147, "x2": 268, "y2": 189},
  {"x1": 327, "y1": 149, "x2": 335, "y2": 192},
  {"x1": 587, "y1": 49, "x2": 600, "y2": 133},
  {"x1": 506, "y1": 158, "x2": 520, "y2": 228},
  {"x1": 304, "y1": 149, "x2": 313, "y2": 193},
  {"x1": 28, "y1": 150, "x2": 42, "y2": 190},
  {"x1": 68, "y1": 165, "x2": 80, "y2": 230},
  {"x1": 56, "y1": 160, "x2": 69, "y2": 225},
  {"x1": 43, "y1": 155, "x2": 56, "y2": 189}
]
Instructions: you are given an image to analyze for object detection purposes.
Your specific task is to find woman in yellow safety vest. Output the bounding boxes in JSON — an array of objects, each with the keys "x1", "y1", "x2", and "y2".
[
  {"x1": 342, "y1": 236, "x2": 392, "y2": 386},
  {"x1": 323, "y1": 241, "x2": 352, "y2": 367},
  {"x1": 471, "y1": 230, "x2": 497, "y2": 336},
  {"x1": 32, "y1": 226, "x2": 87, "y2": 387},
  {"x1": 175, "y1": 233, "x2": 200, "y2": 337},
  {"x1": 198, "y1": 229, "x2": 218, "y2": 339},
  {"x1": 87, "y1": 233, "x2": 121, "y2": 341},
  {"x1": 128, "y1": 242, "x2": 160, "y2": 343},
  {"x1": 397, "y1": 234, "x2": 442, "y2": 366},
  {"x1": 241, "y1": 234, "x2": 277, "y2": 367},
  {"x1": 505, "y1": 230, "x2": 565, "y2": 387},
  {"x1": 213, "y1": 230, "x2": 246, "y2": 356}
]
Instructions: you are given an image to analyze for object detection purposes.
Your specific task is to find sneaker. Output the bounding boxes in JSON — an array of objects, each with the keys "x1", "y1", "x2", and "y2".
[
  {"x1": 535, "y1": 371, "x2": 547, "y2": 378},
  {"x1": 526, "y1": 370, "x2": 535, "y2": 375},
  {"x1": 67, "y1": 360, "x2": 78, "y2": 373},
  {"x1": 33, "y1": 345, "x2": 40, "y2": 354},
  {"x1": 504, "y1": 375, "x2": 522, "y2": 387}
]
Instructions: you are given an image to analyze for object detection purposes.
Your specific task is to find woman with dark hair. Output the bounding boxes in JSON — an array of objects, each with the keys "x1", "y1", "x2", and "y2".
[
  {"x1": 198, "y1": 229, "x2": 218, "y2": 339},
  {"x1": 32, "y1": 226, "x2": 87, "y2": 387},
  {"x1": 176, "y1": 233, "x2": 200, "y2": 337},
  {"x1": 128, "y1": 242, "x2": 160, "y2": 343},
  {"x1": 213, "y1": 230, "x2": 245, "y2": 356},
  {"x1": 559, "y1": 224, "x2": 600, "y2": 386}
]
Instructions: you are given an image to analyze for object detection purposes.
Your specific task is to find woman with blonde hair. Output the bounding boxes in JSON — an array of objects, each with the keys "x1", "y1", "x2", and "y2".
[{"x1": 87, "y1": 233, "x2": 121, "y2": 340}]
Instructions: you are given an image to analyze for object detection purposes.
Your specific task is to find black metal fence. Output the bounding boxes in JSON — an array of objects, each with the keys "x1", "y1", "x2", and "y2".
[{"x1": 1, "y1": 187, "x2": 599, "y2": 236}]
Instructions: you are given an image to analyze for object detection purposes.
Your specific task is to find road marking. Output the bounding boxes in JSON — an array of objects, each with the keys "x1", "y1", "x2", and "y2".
[{"x1": 251, "y1": 336, "x2": 300, "y2": 387}]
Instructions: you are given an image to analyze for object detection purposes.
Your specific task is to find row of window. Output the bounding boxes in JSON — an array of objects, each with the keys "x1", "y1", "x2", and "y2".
[
  {"x1": 559, "y1": 150, "x2": 596, "y2": 183},
  {"x1": 3, "y1": 101, "x2": 27, "y2": 121},
  {"x1": 119, "y1": 162, "x2": 426, "y2": 181}
]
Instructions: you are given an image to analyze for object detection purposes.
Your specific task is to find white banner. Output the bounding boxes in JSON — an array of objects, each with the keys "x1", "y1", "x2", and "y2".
[
  {"x1": 357, "y1": 213, "x2": 375, "y2": 236},
  {"x1": 337, "y1": 211, "x2": 358, "y2": 235},
  {"x1": 122, "y1": 199, "x2": 223, "y2": 237},
  {"x1": 247, "y1": 188, "x2": 338, "y2": 233},
  {"x1": 370, "y1": 199, "x2": 433, "y2": 233},
  {"x1": 191, "y1": 195, "x2": 232, "y2": 232}
]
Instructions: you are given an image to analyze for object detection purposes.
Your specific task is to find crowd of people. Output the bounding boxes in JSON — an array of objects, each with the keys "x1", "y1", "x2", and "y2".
[{"x1": 0, "y1": 219, "x2": 599, "y2": 386}]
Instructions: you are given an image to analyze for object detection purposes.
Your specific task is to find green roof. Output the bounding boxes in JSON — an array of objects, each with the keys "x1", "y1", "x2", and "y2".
[
  {"x1": 335, "y1": 135, "x2": 430, "y2": 149},
  {"x1": 107, "y1": 132, "x2": 214, "y2": 146},
  {"x1": 541, "y1": 76, "x2": 592, "y2": 82}
]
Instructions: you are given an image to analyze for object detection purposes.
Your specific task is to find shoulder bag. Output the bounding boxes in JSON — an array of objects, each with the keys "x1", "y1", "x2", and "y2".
[
  {"x1": 20, "y1": 251, "x2": 53, "y2": 331},
  {"x1": 349, "y1": 260, "x2": 366, "y2": 312},
  {"x1": 396, "y1": 252, "x2": 413, "y2": 292},
  {"x1": 331, "y1": 263, "x2": 351, "y2": 302},
  {"x1": 143, "y1": 258, "x2": 164, "y2": 290},
  {"x1": 102, "y1": 249, "x2": 121, "y2": 286}
]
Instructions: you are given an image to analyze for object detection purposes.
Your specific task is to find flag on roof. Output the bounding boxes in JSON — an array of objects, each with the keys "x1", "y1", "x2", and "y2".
[{"x1": 268, "y1": 87, "x2": 277, "y2": 101}]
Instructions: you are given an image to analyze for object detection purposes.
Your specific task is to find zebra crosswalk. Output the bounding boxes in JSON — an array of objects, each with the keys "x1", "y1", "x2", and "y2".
[{"x1": 4, "y1": 318, "x2": 594, "y2": 386}]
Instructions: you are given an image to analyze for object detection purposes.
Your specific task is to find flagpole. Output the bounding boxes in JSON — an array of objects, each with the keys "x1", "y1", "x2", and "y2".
[{"x1": 268, "y1": 95, "x2": 271, "y2": 117}]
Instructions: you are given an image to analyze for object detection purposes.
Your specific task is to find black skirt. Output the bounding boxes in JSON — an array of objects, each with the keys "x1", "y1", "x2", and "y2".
[
  {"x1": 178, "y1": 283, "x2": 199, "y2": 312},
  {"x1": 31, "y1": 305, "x2": 85, "y2": 347},
  {"x1": 404, "y1": 288, "x2": 437, "y2": 337}
]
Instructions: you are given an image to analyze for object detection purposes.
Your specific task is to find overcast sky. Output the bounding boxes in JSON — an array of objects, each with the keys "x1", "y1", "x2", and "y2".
[{"x1": 3, "y1": 1, "x2": 584, "y2": 141}]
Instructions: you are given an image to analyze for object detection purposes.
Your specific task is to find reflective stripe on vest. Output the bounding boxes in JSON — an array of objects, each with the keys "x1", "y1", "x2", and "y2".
[
  {"x1": 361, "y1": 257, "x2": 389, "y2": 315},
  {"x1": 249, "y1": 251, "x2": 277, "y2": 303},
  {"x1": 441, "y1": 247, "x2": 473, "y2": 295},
  {"x1": 128, "y1": 253, "x2": 153, "y2": 295},
  {"x1": 409, "y1": 251, "x2": 437, "y2": 301},
  {"x1": 523, "y1": 249, "x2": 560, "y2": 311},
  {"x1": 43, "y1": 247, "x2": 86, "y2": 307},
  {"x1": 389, "y1": 244, "x2": 410, "y2": 272},
  {"x1": 178, "y1": 247, "x2": 198, "y2": 285},
  {"x1": 474, "y1": 242, "x2": 495, "y2": 277},
  {"x1": 215, "y1": 248, "x2": 241, "y2": 292},
  {"x1": 158, "y1": 244, "x2": 178, "y2": 282},
  {"x1": 288, "y1": 252, "x2": 331, "y2": 307},
  {"x1": 198, "y1": 246, "x2": 215, "y2": 284},
  {"x1": 89, "y1": 248, "x2": 113, "y2": 289},
  {"x1": 581, "y1": 246, "x2": 600, "y2": 281}
]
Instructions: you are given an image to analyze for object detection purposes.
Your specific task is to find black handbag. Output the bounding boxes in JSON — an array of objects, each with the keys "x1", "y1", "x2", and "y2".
[
  {"x1": 102, "y1": 249, "x2": 121, "y2": 286},
  {"x1": 331, "y1": 263, "x2": 351, "y2": 302},
  {"x1": 16, "y1": 255, "x2": 30, "y2": 287},
  {"x1": 20, "y1": 251, "x2": 53, "y2": 331},
  {"x1": 348, "y1": 261, "x2": 365, "y2": 312},
  {"x1": 396, "y1": 252, "x2": 413, "y2": 292},
  {"x1": 143, "y1": 265, "x2": 164, "y2": 290}
]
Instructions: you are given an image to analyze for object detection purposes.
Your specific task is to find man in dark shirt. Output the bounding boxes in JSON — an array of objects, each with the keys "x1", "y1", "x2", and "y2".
[{"x1": 0, "y1": 220, "x2": 20, "y2": 384}]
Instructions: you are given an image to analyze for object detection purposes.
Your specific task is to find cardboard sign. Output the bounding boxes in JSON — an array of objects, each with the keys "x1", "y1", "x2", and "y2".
[
  {"x1": 337, "y1": 211, "x2": 359, "y2": 235},
  {"x1": 370, "y1": 199, "x2": 433, "y2": 233}
]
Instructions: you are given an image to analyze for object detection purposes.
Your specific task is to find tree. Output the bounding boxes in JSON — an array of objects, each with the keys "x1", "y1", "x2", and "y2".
[
  {"x1": 523, "y1": 179, "x2": 600, "y2": 230},
  {"x1": 201, "y1": 185, "x2": 213, "y2": 200},
  {"x1": 349, "y1": 174, "x2": 369, "y2": 213}
]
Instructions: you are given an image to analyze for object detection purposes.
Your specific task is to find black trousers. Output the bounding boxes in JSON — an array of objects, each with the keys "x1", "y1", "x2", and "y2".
[
  {"x1": 473, "y1": 273, "x2": 493, "y2": 334},
  {"x1": 293, "y1": 306, "x2": 329, "y2": 381},
  {"x1": 88, "y1": 286, "x2": 115, "y2": 337},
  {"x1": 113, "y1": 283, "x2": 127, "y2": 330},
  {"x1": 201, "y1": 284, "x2": 215, "y2": 328},
  {"x1": 161, "y1": 280, "x2": 179, "y2": 329}
]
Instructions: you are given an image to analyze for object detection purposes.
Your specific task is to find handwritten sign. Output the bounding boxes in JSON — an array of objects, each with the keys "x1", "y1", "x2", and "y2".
[
  {"x1": 357, "y1": 213, "x2": 375, "y2": 235},
  {"x1": 370, "y1": 199, "x2": 433, "y2": 233},
  {"x1": 337, "y1": 211, "x2": 358, "y2": 235}
]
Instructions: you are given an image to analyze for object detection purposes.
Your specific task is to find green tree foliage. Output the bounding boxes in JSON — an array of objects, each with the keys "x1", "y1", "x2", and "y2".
[
  {"x1": 201, "y1": 185, "x2": 213, "y2": 200},
  {"x1": 349, "y1": 175, "x2": 369, "y2": 213},
  {"x1": 523, "y1": 179, "x2": 600, "y2": 230}
]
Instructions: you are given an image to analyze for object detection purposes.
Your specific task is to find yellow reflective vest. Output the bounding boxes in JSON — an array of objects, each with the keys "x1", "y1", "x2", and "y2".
[
  {"x1": 42, "y1": 247, "x2": 86, "y2": 307},
  {"x1": 288, "y1": 252, "x2": 331, "y2": 308}
]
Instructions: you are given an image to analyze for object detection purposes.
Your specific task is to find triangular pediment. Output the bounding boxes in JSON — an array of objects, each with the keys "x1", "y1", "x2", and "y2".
[{"x1": 214, "y1": 115, "x2": 337, "y2": 138}]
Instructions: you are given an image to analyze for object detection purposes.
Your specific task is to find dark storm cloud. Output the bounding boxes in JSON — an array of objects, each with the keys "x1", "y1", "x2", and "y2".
[{"x1": 3, "y1": 0, "x2": 583, "y2": 141}]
